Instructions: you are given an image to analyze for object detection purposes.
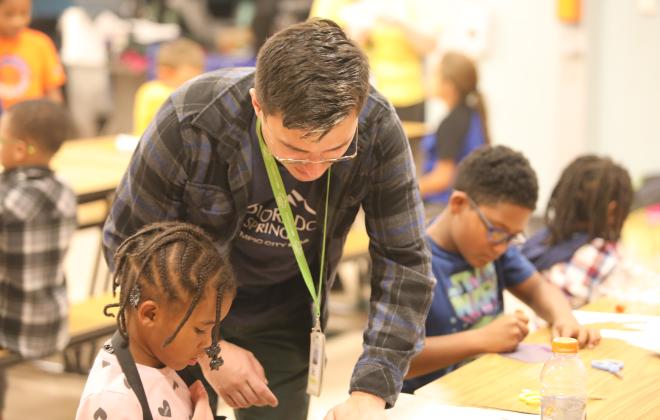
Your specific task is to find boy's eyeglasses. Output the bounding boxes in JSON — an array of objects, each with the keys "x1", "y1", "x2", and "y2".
[
  {"x1": 467, "y1": 196, "x2": 526, "y2": 245},
  {"x1": 261, "y1": 119, "x2": 358, "y2": 165}
]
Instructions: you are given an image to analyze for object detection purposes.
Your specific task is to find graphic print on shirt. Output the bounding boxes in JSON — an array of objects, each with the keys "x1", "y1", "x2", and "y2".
[
  {"x1": 93, "y1": 407, "x2": 107, "y2": 420},
  {"x1": 447, "y1": 262, "x2": 499, "y2": 329},
  {"x1": 158, "y1": 400, "x2": 172, "y2": 417},
  {"x1": 0, "y1": 56, "x2": 30, "y2": 100},
  {"x1": 239, "y1": 189, "x2": 317, "y2": 248}
]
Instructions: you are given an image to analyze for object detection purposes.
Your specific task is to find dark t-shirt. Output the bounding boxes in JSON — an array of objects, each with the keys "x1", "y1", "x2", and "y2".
[
  {"x1": 402, "y1": 238, "x2": 535, "y2": 393},
  {"x1": 434, "y1": 102, "x2": 472, "y2": 162},
  {"x1": 228, "y1": 120, "x2": 325, "y2": 326}
]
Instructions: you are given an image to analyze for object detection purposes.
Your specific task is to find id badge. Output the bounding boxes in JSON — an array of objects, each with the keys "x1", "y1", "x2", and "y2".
[{"x1": 306, "y1": 328, "x2": 326, "y2": 397}]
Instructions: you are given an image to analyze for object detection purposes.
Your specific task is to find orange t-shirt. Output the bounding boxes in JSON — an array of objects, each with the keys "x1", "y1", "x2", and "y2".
[{"x1": 0, "y1": 28, "x2": 66, "y2": 109}]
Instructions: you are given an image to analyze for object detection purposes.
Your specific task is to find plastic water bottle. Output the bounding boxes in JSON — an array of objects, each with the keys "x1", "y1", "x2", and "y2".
[{"x1": 540, "y1": 337, "x2": 587, "y2": 420}]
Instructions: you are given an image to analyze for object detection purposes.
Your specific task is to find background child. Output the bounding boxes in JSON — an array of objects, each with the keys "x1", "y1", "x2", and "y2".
[
  {"x1": 403, "y1": 146, "x2": 600, "y2": 393},
  {"x1": 0, "y1": 99, "x2": 77, "y2": 417},
  {"x1": 133, "y1": 37, "x2": 205, "y2": 135},
  {"x1": 521, "y1": 155, "x2": 634, "y2": 308},
  {"x1": 75, "y1": 222, "x2": 236, "y2": 420},
  {"x1": 0, "y1": 0, "x2": 66, "y2": 109},
  {"x1": 419, "y1": 51, "x2": 489, "y2": 214}
]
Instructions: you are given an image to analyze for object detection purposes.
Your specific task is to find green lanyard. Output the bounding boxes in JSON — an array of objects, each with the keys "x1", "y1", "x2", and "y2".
[{"x1": 256, "y1": 118, "x2": 330, "y2": 325}]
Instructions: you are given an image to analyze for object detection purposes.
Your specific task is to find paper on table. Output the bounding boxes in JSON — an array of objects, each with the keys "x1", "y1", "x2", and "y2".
[
  {"x1": 573, "y1": 310, "x2": 660, "y2": 354},
  {"x1": 500, "y1": 343, "x2": 552, "y2": 363},
  {"x1": 390, "y1": 393, "x2": 537, "y2": 419},
  {"x1": 114, "y1": 134, "x2": 139, "y2": 152}
]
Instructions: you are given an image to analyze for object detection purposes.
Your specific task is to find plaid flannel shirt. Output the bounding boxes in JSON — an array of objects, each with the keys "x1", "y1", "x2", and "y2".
[
  {"x1": 0, "y1": 166, "x2": 77, "y2": 358},
  {"x1": 543, "y1": 237, "x2": 619, "y2": 308},
  {"x1": 102, "y1": 68, "x2": 434, "y2": 406}
]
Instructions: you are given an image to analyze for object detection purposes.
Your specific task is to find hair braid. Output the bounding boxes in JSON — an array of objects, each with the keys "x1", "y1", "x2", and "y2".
[{"x1": 105, "y1": 222, "x2": 236, "y2": 355}]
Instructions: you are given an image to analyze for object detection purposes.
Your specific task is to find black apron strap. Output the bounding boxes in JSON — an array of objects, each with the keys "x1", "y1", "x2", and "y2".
[{"x1": 110, "y1": 331, "x2": 153, "y2": 420}]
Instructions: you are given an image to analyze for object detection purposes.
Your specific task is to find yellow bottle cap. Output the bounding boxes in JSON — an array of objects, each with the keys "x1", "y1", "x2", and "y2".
[{"x1": 552, "y1": 337, "x2": 579, "y2": 353}]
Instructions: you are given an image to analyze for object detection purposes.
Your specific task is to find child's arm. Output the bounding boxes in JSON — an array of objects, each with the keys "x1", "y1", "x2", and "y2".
[
  {"x1": 508, "y1": 272, "x2": 601, "y2": 348},
  {"x1": 406, "y1": 313, "x2": 529, "y2": 379}
]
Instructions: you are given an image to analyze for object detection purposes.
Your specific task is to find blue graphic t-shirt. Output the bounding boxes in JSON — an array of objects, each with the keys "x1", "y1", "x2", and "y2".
[
  {"x1": 402, "y1": 237, "x2": 535, "y2": 393},
  {"x1": 228, "y1": 120, "x2": 325, "y2": 326}
]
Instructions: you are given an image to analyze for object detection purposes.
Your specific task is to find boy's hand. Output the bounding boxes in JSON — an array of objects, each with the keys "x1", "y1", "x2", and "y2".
[
  {"x1": 189, "y1": 380, "x2": 214, "y2": 420},
  {"x1": 479, "y1": 312, "x2": 529, "y2": 353},
  {"x1": 552, "y1": 317, "x2": 601, "y2": 349},
  {"x1": 200, "y1": 340, "x2": 278, "y2": 409}
]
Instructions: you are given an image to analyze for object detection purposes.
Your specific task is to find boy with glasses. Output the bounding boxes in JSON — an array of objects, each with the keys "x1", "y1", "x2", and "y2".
[
  {"x1": 402, "y1": 145, "x2": 600, "y2": 393},
  {"x1": 103, "y1": 18, "x2": 434, "y2": 420}
]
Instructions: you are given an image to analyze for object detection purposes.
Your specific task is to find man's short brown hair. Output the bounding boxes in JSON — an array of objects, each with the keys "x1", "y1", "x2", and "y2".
[
  {"x1": 255, "y1": 18, "x2": 370, "y2": 136},
  {"x1": 7, "y1": 99, "x2": 77, "y2": 155}
]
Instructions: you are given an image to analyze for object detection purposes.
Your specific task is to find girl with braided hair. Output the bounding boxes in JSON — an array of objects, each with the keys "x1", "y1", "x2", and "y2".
[
  {"x1": 522, "y1": 155, "x2": 634, "y2": 308},
  {"x1": 75, "y1": 222, "x2": 235, "y2": 420}
]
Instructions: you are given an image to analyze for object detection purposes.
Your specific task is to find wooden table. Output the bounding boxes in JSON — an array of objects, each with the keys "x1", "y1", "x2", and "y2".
[
  {"x1": 401, "y1": 121, "x2": 431, "y2": 140},
  {"x1": 50, "y1": 135, "x2": 135, "y2": 227},
  {"x1": 415, "y1": 298, "x2": 660, "y2": 418}
]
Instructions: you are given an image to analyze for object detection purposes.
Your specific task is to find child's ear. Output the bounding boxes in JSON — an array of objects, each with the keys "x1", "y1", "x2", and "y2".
[
  {"x1": 137, "y1": 300, "x2": 159, "y2": 327},
  {"x1": 448, "y1": 191, "x2": 468, "y2": 214},
  {"x1": 11, "y1": 140, "x2": 29, "y2": 161}
]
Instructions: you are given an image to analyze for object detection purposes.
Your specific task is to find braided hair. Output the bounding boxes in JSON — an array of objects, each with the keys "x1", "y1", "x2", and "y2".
[
  {"x1": 104, "y1": 222, "x2": 236, "y2": 369},
  {"x1": 545, "y1": 155, "x2": 633, "y2": 246}
]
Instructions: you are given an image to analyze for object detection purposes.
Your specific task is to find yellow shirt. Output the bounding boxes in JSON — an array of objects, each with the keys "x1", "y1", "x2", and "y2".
[
  {"x1": 311, "y1": 0, "x2": 440, "y2": 108},
  {"x1": 133, "y1": 80, "x2": 174, "y2": 136}
]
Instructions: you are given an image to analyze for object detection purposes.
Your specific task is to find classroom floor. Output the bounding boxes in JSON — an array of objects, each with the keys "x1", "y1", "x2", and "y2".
[{"x1": 4, "y1": 208, "x2": 659, "y2": 419}]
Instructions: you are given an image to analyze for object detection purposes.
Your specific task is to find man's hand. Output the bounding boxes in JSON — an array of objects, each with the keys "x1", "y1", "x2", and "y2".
[
  {"x1": 478, "y1": 311, "x2": 529, "y2": 353},
  {"x1": 324, "y1": 392, "x2": 386, "y2": 420},
  {"x1": 200, "y1": 340, "x2": 278, "y2": 409},
  {"x1": 189, "y1": 380, "x2": 214, "y2": 420},
  {"x1": 552, "y1": 316, "x2": 601, "y2": 349}
]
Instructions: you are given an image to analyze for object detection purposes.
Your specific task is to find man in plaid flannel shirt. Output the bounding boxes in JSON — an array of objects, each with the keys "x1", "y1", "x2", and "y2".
[
  {"x1": 103, "y1": 19, "x2": 434, "y2": 420},
  {"x1": 0, "y1": 100, "x2": 77, "y2": 414}
]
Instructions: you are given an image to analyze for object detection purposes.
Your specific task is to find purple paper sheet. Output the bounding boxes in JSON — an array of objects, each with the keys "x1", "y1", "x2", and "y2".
[{"x1": 500, "y1": 343, "x2": 552, "y2": 363}]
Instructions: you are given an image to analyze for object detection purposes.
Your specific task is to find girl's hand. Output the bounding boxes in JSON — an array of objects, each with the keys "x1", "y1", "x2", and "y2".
[{"x1": 190, "y1": 380, "x2": 214, "y2": 420}]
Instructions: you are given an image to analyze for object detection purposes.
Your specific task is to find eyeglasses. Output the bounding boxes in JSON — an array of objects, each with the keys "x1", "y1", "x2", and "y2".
[
  {"x1": 467, "y1": 196, "x2": 526, "y2": 245},
  {"x1": 260, "y1": 119, "x2": 358, "y2": 165}
]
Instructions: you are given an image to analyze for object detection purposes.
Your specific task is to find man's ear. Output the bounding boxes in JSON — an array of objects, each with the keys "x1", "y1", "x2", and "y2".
[
  {"x1": 137, "y1": 300, "x2": 159, "y2": 327},
  {"x1": 448, "y1": 190, "x2": 468, "y2": 214},
  {"x1": 249, "y1": 88, "x2": 262, "y2": 116}
]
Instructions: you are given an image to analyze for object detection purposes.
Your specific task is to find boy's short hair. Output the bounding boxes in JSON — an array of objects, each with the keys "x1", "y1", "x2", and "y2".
[
  {"x1": 255, "y1": 18, "x2": 370, "y2": 136},
  {"x1": 6, "y1": 99, "x2": 77, "y2": 155},
  {"x1": 454, "y1": 145, "x2": 538, "y2": 210},
  {"x1": 156, "y1": 38, "x2": 205, "y2": 70}
]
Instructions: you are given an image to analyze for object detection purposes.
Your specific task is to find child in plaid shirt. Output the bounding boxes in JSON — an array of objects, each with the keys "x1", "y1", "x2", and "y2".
[
  {"x1": 0, "y1": 99, "x2": 77, "y2": 416},
  {"x1": 522, "y1": 155, "x2": 634, "y2": 308}
]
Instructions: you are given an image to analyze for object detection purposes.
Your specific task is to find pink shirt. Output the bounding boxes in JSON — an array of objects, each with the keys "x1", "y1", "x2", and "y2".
[{"x1": 75, "y1": 341, "x2": 193, "y2": 419}]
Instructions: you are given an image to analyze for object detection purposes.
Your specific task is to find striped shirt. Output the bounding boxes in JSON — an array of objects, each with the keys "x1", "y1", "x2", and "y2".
[
  {"x1": 0, "y1": 166, "x2": 77, "y2": 358},
  {"x1": 102, "y1": 68, "x2": 435, "y2": 406}
]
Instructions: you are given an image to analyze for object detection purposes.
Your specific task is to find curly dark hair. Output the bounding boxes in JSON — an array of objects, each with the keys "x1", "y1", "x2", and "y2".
[
  {"x1": 545, "y1": 155, "x2": 633, "y2": 245},
  {"x1": 454, "y1": 145, "x2": 538, "y2": 210},
  {"x1": 255, "y1": 18, "x2": 370, "y2": 137},
  {"x1": 104, "y1": 222, "x2": 235, "y2": 362}
]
